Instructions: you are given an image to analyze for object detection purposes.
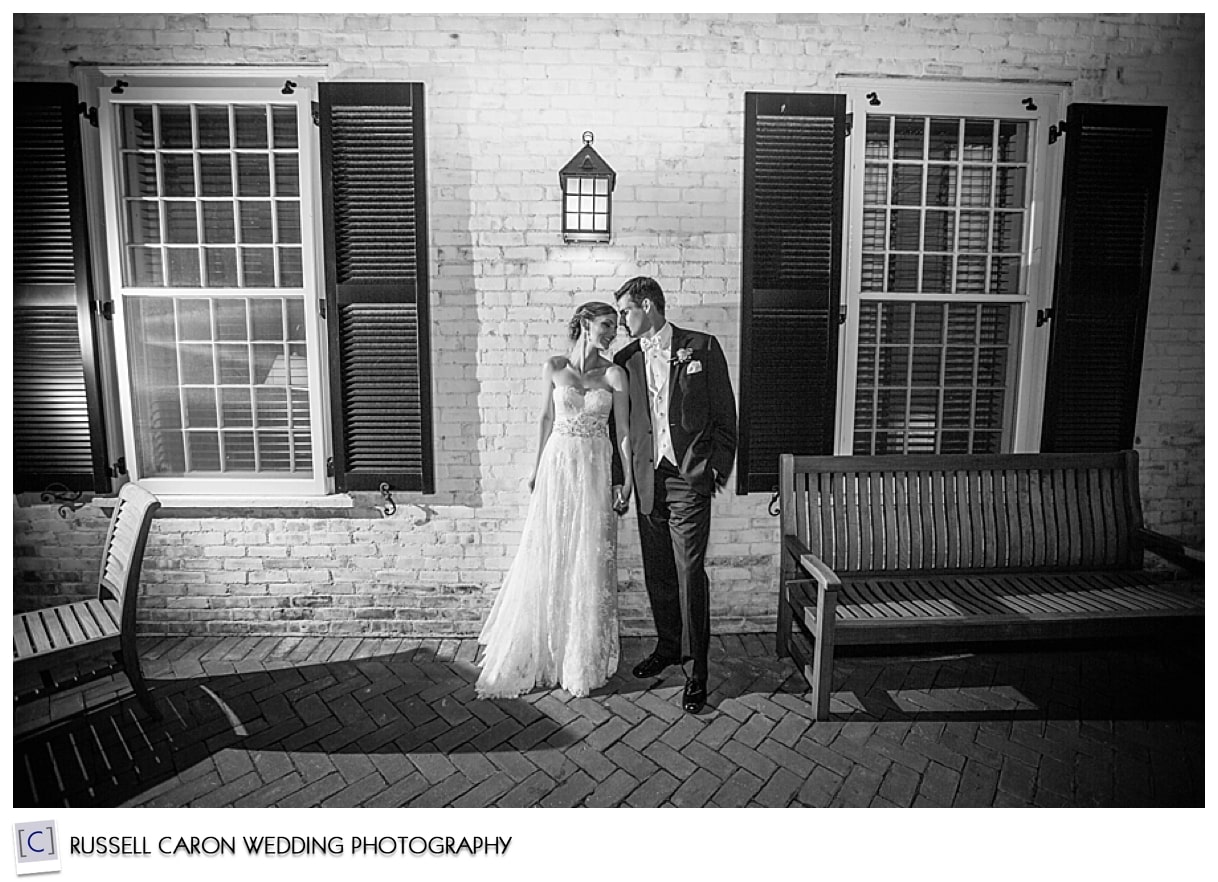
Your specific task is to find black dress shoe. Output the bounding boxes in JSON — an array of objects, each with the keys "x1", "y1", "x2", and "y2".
[
  {"x1": 682, "y1": 679, "x2": 707, "y2": 713},
  {"x1": 632, "y1": 652, "x2": 680, "y2": 679}
]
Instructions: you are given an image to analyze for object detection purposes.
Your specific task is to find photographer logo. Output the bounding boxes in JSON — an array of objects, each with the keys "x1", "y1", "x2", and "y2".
[{"x1": 12, "y1": 821, "x2": 60, "y2": 876}]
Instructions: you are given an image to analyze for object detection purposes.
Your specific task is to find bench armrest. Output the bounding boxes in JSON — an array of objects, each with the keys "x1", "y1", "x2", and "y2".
[
  {"x1": 1137, "y1": 527, "x2": 1204, "y2": 575},
  {"x1": 782, "y1": 534, "x2": 842, "y2": 593}
]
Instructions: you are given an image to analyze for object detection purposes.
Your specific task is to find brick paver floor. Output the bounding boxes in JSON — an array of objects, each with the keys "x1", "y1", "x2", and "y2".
[{"x1": 13, "y1": 633, "x2": 1204, "y2": 807}]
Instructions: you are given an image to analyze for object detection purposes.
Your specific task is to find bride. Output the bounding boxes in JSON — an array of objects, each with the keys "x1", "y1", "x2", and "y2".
[{"x1": 476, "y1": 301, "x2": 634, "y2": 699}]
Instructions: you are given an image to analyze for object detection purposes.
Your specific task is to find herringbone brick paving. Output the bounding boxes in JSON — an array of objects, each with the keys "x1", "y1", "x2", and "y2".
[{"x1": 13, "y1": 634, "x2": 1203, "y2": 807}]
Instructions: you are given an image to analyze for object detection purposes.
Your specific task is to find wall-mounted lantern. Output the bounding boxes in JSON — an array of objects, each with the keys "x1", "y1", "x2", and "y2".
[{"x1": 559, "y1": 131, "x2": 615, "y2": 243}]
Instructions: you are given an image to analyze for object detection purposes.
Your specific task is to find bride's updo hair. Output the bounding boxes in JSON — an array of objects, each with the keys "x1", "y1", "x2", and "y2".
[{"x1": 568, "y1": 301, "x2": 617, "y2": 342}]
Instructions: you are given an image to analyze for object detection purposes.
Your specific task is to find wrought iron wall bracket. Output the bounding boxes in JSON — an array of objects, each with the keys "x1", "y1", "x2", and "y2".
[
  {"x1": 377, "y1": 482, "x2": 398, "y2": 518},
  {"x1": 41, "y1": 484, "x2": 86, "y2": 519}
]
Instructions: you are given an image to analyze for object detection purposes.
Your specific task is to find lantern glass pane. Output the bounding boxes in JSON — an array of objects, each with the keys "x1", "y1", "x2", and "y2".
[
  {"x1": 593, "y1": 214, "x2": 607, "y2": 231},
  {"x1": 594, "y1": 196, "x2": 608, "y2": 213},
  {"x1": 579, "y1": 214, "x2": 592, "y2": 230},
  {"x1": 566, "y1": 194, "x2": 579, "y2": 211},
  {"x1": 580, "y1": 195, "x2": 594, "y2": 212},
  {"x1": 581, "y1": 177, "x2": 594, "y2": 194},
  {"x1": 595, "y1": 178, "x2": 608, "y2": 195}
]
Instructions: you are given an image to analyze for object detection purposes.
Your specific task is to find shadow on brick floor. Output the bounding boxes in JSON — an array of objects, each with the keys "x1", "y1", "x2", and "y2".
[{"x1": 12, "y1": 634, "x2": 1204, "y2": 808}]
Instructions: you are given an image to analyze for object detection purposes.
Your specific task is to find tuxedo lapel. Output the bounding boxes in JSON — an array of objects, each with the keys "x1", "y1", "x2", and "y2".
[
  {"x1": 667, "y1": 324, "x2": 688, "y2": 404},
  {"x1": 627, "y1": 347, "x2": 651, "y2": 428}
]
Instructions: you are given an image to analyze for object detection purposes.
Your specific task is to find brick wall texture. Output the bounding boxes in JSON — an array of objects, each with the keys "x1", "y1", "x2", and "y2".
[{"x1": 11, "y1": 13, "x2": 1204, "y2": 636}]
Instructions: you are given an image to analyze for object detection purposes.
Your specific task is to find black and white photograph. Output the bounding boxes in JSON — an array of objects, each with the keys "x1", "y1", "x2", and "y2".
[{"x1": 6, "y1": 9, "x2": 1207, "y2": 859}]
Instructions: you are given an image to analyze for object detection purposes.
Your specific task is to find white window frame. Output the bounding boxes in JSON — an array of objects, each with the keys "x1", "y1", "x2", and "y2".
[
  {"x1": 81, "y1": 67, "x2": 332, "y2": 497},
  {"x1": 837, "y1": 80, "x2": 1066, "y2": 455}
]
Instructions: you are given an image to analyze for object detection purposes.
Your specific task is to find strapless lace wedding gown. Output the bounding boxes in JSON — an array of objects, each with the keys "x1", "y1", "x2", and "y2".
[{"x1": 476, "y1": 385, "x2": 621, "y2": 699}]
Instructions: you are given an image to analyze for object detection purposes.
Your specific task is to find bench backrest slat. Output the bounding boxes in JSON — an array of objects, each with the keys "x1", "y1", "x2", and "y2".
[
  {"x1": 96, "y1": 482, "x2": 161, "y2": 634},
  {"x1": 780, "y1": 452, "x2": 1143, "y2": 574}
]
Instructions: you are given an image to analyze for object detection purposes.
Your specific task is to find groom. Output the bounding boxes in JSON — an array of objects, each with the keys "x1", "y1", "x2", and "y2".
[{"x1": 610, "y1": 277, "x2": 737, "y2": 713}]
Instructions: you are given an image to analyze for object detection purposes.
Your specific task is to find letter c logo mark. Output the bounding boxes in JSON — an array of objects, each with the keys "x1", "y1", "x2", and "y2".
[{"x1": 26, "y1": 830, "x2": 45, "y2": 853}]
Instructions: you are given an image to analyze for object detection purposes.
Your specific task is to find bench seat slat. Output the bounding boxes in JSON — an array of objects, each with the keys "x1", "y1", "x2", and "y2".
[
  {"x1": 13, "y1": 616, "x2": 37, "y2": 660},
  {"x1": 57, "y1": 606, "x2": 89, "y2": 646}
]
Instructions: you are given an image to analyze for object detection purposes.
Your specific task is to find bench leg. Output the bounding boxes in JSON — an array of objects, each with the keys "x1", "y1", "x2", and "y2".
[
  {"x1": 810, "y1": 585, "x2": 839, "y2": 723},
  {"x1": 776, "y1": 576, "x2": 792, "y2": 659},
  {"x1": 120, "y1": 638, "x2": 161, "y2": 721}
]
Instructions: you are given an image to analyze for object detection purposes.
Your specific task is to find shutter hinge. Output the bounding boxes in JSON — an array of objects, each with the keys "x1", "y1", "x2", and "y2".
[
  {"x1": 326, "y1": 456, "x2": 334, "y2": 477},
  {"x1": 107, "y1": 457, "x2": 128, "y2": 478},
  {"x1": 838, "y1": 305, "x2": 848, "y2": 326},
  {"x1": 77, "y1": 102, "x2": 98, "y2": 127},
  {"x1": 1049, "y1": 121, "x2": 1067, "y2": 144},
  {"x1": 844, "y1": 113, "x2": 853, "y2": 138},
  {"x1": 1036, "y1": 308, "x2": 1055, "y2": 327},
  {"x1": 319, "y1": 299, "x2": 327, "y2": 320},
  {"x1": 311, "y1": 101, "x2": 320, "y2": 127},
  {"x1": 97, "y1": 301, "x2": 115, "y2": 321}
]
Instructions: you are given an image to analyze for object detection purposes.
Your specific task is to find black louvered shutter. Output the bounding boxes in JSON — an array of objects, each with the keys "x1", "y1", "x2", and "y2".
[
  {"x1": 14, "y1": 83, "x2": 111, "y2": 493},
  {"x1": 320, "y1": 82, "x2": 434, "y2": 493},
  {"x1": 1041, "y1": 104, "x2": 1167, "y2": 453},
  {"x1": 736, "y1": 92, "x2": 846, "y2": 494}
]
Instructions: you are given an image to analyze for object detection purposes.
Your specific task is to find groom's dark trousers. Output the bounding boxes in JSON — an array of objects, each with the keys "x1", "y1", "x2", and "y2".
[{"x1": 640, "y1": 459, "x2": 712, "y2": 682}]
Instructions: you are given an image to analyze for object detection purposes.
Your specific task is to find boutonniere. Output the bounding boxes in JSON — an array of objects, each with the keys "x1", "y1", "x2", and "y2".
[{"x1": 671, "y1": 348, "x2": 694, "y2": 366}]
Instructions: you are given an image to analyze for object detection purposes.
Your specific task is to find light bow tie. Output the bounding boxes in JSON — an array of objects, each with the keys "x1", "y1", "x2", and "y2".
[{"x1": 640, "y1": 336, "x2": 666, "y2": 354}]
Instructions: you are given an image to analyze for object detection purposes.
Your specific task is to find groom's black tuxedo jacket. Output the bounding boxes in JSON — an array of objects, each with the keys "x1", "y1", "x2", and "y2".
[{"x1": 610, "y1": 324, "x2": 738, "y2": 515}]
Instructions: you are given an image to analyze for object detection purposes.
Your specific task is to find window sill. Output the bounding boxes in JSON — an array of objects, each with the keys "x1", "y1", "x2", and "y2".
[{"x1": 156, "y1": 494, "x2": 355, "y2": 510}]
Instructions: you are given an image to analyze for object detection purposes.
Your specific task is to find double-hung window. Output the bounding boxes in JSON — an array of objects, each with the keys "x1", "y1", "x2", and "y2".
[
  {"x1": 839, "y1": 84, "x2": 1059, "y2": 457},
  {"x1": 12, "y1": 72, "x2": 437, "y2": 501},
  {"x1": 736, "y1": 84, "x2": 1168, "y2": 493},
  {"x1": 98, "y1": 83, "x2": 327, "y2": 495}
]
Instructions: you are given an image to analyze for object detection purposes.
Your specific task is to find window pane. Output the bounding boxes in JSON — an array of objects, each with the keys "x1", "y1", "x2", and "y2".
[
  {"x1": 197, "y1": 106, "x2": 230, "y2": 148},
  {"x1": 274, "y1": 154, "x2": 299, "y2": 196},
  {"x1": 202, "y1": 203, "x2": 236, "y2": 243},
  {"x1": 927, "y1": 118, "x2": 958, "y2": 160},
  {"x1": 205, "y1": 248, "x2": 238, "y2": 287},
  {"x1": 242, "y1": 248, "x2": 276, "y2": 286},
  {"x1": 278, "y1": 248, "x2": 304, "y2": 287},
  {"x1": 271, "y1": 106, "x2": 297, "y2": 148},
  {"x1": 925, "y1": 165, "x2": 956, "y2": 207},
  {"x1": 167, "y1": 249, "x2": 201, "y2": 286},
  {"x1": 161, "y1": 154, "x2": 196, "y2": 197},
  {"x1": 276, "y1": 202, "x2": 301, "y2": 243},
  {"x1": 239, "y1": 201, "x2": 273, "y2": 244},
  {"x1": 123, "y1": 153, "x2": 159, "y2": 197},
  {"x1": 234, "y1": 105, "x2": 268, "y2": 148},
  {"x1": 126, "y1": 296, "x2": 313, "y2": 477},
  {"x1": 893, "y1": 116, "x2": 924, "y2": 159},
  {"x1": 199, "y1": 154, "x2": 233, "y2": 196},
  {"x1": 891, "y1": 165, "x2": 923, "y2": 206},
  {"x1": 126, "y1": 201, "x2": 161, "y2": 244},
  {"x1": 158, "y1": 106, "x2": 193, "y2": 148},
  {"x1": 164, "y1": 201, "x2": 198, "y2": 244},
  {"x1": 963, "y1": 119, "x2": 994, "y2": 161},
  {"x1": 923, "y1": 210, "x2": 954, "y2": 252},
  {"x1": 995, "y1": 167, "x2": 1026, "y2": 208},
  {"x1": 236, "y1": 155, "x2": 270, "y2": 196},
  {"x1": 119, "y1": 105, "x2": 156, "y2": 150},
  {"x1": 997, "y1": 121, "x2": 1028, "y2": 163}
]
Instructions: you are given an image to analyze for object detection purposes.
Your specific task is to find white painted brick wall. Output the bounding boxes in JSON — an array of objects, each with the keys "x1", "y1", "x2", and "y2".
[{"x1": 12, "y1": 13, "x2": 1204, "y2": 636}]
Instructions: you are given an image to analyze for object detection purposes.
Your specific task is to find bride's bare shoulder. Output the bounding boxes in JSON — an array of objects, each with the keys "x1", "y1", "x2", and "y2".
[
  {"x1": 604, "y1": 363, "x2": 627, "y2": 389},
  {"x1": 544, "y1": 355, "x2": 569, "y2": 373}
]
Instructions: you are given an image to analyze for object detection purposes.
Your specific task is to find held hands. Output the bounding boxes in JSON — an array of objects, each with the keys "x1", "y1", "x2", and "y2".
[{"x1": 612, "y1": 484, "x2": 631, "y2": 516}]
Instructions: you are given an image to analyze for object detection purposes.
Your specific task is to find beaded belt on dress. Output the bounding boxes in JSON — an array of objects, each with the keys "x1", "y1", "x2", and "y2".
[{"x1": 553, "y1": 415, "x2": 608, "y2": 438}]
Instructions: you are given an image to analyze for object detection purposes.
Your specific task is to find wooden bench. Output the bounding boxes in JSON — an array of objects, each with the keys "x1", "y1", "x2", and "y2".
[
  {"x1": 14, "y1": 482, "x2": 162, "y2": 719},
  {"x1": 777, "y1": 451, "x2": 1203, "y2": 721}
]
